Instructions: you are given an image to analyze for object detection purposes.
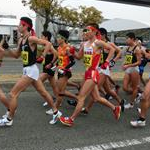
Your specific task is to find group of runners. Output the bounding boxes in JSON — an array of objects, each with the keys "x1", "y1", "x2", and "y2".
[{"x1": 0, "y1": 16, "x2": 150, "y2": 128}]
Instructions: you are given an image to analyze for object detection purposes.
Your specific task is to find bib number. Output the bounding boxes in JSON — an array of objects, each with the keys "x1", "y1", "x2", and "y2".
[
  {"x1": 125, "y1": 55, "x2": 133, "y2": 64},
  {"x1": 58, "y1": 56, "x2": 63, "y2": 66},
  {"x1": 21, "y1": 51, "x2": 28, "y2": 65},
  {"x1": 84, "y1": 55, "x2": 92, "y2": 67}
]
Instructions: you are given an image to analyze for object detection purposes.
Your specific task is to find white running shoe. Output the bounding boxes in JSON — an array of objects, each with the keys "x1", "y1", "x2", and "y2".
[
  {"x1": 0, "y1": 118, "x2": 13, "y2": 127},
  {"x1": 124, "y1": 103, "x2": 134, "y2": 109},
  {"x1": 135, "y1": 93, "x2": 142, "y2": 104},
  {"x1": 130, "y1": 119, "x2": 146, "y2": 127},
  {"x1": 46, "y1": 109, "x2": 53, "y2": 115},
  {"x1": 43, "y1": 102, "x2": 48, "y2": 107},
  {"x1": 49, "y1": 111, "x2": 62, "y2": 125},
  {"x1": 137, "y1": 108, "x2": 141, "y2": 114},
  {"x1": 2, "y1": 111, "x2": 10, "y2": 119}
]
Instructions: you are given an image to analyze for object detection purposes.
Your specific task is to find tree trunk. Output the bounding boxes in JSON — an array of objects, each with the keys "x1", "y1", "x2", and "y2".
[{"x1": 43, "y1": 11, "x2": 50, "y2": 31}]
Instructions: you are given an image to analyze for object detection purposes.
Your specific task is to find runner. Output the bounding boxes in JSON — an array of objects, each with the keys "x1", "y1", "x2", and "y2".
[
  {"x1": 136, "y1": 38, "x2": 149, "y2": 87},
  {"x1": 0, "y1": 17, "x2": 61, "y2": 127},
  {"x1": 36, "y1": 31, "x2": 58, "y2": 107},
  {"x1": 81, "y1": 27, "x2": 124, "y2": 115},
  {"x1": 122, "y1": 32, "x2": 141, "y2": 109},
  {"x1": 52, "y1": 30, "x2": 76, "y2": 111},
  {"x1": 59, "y1": 25, "x2": 121, "y2": 127},
  {"x1": 130, "y1": 42, "x2": 150, "y2": 127}
]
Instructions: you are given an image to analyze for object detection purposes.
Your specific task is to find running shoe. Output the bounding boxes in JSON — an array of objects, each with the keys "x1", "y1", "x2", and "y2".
[
  {"x1": 81, "y1": 108, "x2": 89, "y2": 115},
  {"x1": 46, "y1": 109, "x2": 53, "y2": 115},
  {"x1": 59, "y1": 116, "x2": 74, "y2": 127},
  {"x1": 2, "y1": 110, "x2": 17, "y2": 119},
  {"x1": 124, "y1": 103, "x2": 134, "y2": 109},
  {"x1": 2, "y1": 111, "x2": 9, "y2": 119},
  {"x1": 43, "y1": 102, "x2": 48, "y2": 107},
  {"x1": 130, "y1": 119, "x2": 146, "y2": 127},
  {"x1": 105, "y1": 94, "x2": 111, "y2": 100},
  {"x1": 135, "y1": 93, "x2": 142, "y2": 104},
  {"x1": 0, "y1": 118, "x2": 13, "y2": 127},
  {"x1": 137, "y1": 108, "x2": 141, "y2": 114},
  {"x1": 113, "y1": 106, "x2": 121, "y2": 120},
  {"x1": 49, "y1": 111, "x2": 62, "y2": 124},
  {"x1": 67, "y1": 100, "x2": 77, "y2": 107}
]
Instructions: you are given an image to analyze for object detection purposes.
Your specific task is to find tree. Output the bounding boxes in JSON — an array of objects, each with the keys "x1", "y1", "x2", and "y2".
[
  {"x1": 22, "y1": 0, "x2": 103, "y2": 31},
  {"x1": 79, "y1": 6, "x2": 103, "y2": 27}
]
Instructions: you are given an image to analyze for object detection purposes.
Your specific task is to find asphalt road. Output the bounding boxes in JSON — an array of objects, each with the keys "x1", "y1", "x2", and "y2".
[
  {"x1": 0, "y1": 57, "x2": 150, "y2": 150},
  {"x1": 0, "y1": 87, "x2": 150, "y2": 150},
  {"x1": 0, "y1": 57, "x2": 149, "y2": 75}
]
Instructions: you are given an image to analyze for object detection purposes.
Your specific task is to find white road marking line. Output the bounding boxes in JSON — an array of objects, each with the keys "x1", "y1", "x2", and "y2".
[{"x1": 66, "y1": 136, "x2": 150, "y2": 150}]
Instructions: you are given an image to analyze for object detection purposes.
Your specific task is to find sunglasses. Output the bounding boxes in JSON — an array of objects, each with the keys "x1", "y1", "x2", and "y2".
[{"x1": 82, "y1": 29, "x2": 91, "y2": 33}]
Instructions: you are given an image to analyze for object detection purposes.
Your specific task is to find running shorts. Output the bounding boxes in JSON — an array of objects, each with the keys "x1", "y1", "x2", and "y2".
[
  {"x1": 85, "y1": 69, "x2": 100, "y2": 84},
  {"x1": 23, "y1": 64, "x2": 39, "y2": 80}
]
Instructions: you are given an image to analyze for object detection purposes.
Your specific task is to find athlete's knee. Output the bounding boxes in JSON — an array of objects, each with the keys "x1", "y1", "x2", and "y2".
[{"x1": 77, "y1": 95, "x2": 85, "y2": 102}]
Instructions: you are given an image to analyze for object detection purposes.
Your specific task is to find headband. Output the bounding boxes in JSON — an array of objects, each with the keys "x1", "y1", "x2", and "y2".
[{"x1": 20, "y1": 20, "x2": 36, "y2": 36}]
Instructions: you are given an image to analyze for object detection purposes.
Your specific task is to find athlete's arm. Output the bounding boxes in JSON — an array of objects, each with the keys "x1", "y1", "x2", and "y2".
[
  {"x1": 143, "y1": 49, "x2": 150, "y2": 59},
  {"x1": 49, "y1": 45, "x2": 58, "y2": 64},
  {"x1": 29, "y1": 36, "x2": 52, "y2": 57},
  {"x1": 96, "y1": 40, "x2": 115, "y2": 61},
  {"x1": 73, "y1": 43, "x2": 84, "y2": 60},
  {"x1": 3, "y1": 38, "x2": 22, "y2": 59},
  {"x1": 65, "y1": 47, "x2": 76, "y2": 70},
  {"x1": 110, "y1": 43, "x2": 121, "y2": 62}
]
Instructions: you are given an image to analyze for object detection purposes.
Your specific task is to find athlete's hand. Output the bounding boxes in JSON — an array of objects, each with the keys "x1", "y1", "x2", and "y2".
[
  {"x1": 109, "y1": 59, "x2": 115, "y2": 68},
  {"x1": 45, "y1": 63, "x2": 53, "y2": 69},
  {"x1": 101, "y1": 61, "x2": 109, "y2": 69},
  {"x1": 69, "y1": 46, "x2": 76, "y2": 55},
  {"x1": 36, "y1": 56, "x2": 44, "y2": 63},
  {"x1": 122, "y1": 64, "x2": 129, "y2": 70},
  {"x1": 58, "y1": 69, "x2": 64, "y2": 74}
]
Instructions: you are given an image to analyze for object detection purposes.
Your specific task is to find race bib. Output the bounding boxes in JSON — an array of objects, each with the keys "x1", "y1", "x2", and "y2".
[
  {"x1": 21, "y1": 51, "x2": 28, "y2": 65},
  {"x1": 124, "y1": 55, "x2": 133, "y2": 64},
  {"x1": 58, "y1": 56, "x2": 63, "y2": 67},
  {"x1": 84, "y1": 54, "x2": 92, "y2": 67}
]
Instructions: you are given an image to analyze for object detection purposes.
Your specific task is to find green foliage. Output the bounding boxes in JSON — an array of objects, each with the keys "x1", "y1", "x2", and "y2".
[{"x1": 22, "y1": 0, "x2": 103, "y2": 30}]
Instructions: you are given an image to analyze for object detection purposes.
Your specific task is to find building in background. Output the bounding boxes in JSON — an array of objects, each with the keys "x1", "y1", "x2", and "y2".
[
  {"x1": 100, "y1": 18, "x2": 150, "y2": 45},
  {"x1": 0, "y1": 14, "x2": 18, "y2": 46}
]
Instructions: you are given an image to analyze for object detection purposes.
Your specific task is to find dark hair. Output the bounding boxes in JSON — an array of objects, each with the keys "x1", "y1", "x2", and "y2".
[
  {"x1": 126, "y1": 32, "x2": 136, "y2": 40},
  {"x1": 136, "y1": 36, "x2": 143, "y2": 43},
  {"x1": 99, "y1": 28, "x2": 107, "y2": 36},
  {"x1": 99, "y1": 28, "x2": 109, "y2": 41},
  {"x1": 58, "y1": 30, "x2": 69, "y2": 40},
  {"x1": 42, "y1": 31, "x2": 52, "y2": 41},
  {"x1": 20, "y1": 17, "x2": 33, "y2": 32}
]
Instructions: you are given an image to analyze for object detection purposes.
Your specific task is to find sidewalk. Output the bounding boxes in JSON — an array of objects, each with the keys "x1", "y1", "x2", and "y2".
[{"x1": 0, "y1": 72, "x2": 149, "y2": 83}]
